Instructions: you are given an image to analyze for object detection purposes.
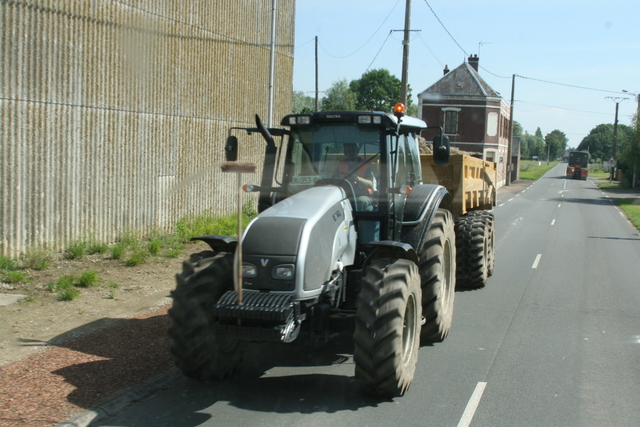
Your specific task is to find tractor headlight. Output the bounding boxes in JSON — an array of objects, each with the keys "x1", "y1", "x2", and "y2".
[
  {"x1": 272, "y1": 264, "x2": 295, "y2": 280},
  {"x1": 242, "y1": 263, "x2": 257, "y2": 278}
]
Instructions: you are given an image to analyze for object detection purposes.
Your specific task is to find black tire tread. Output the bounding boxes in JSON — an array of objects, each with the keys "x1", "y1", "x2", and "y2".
[
  {"x1": 168, "y1": 251, "x2": 246, "y2": 380},
  {"x1": 455, "y1": 212, "x2": 488, "y2": 289},
  {"x1": 353, "y1": 258, "x2": 421, "y2": 397},
  {"x1": 418, "y1": 209, "x2": 456, "y2": 343}
]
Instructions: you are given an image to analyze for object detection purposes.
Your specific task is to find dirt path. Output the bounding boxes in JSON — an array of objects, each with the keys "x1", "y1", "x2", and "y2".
[{"x1": 0, "y1": 242, "x2": 209, "y2": 426}]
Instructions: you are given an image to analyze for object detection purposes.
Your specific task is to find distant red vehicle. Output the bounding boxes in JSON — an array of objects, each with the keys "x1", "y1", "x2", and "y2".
[{"x1": 566, "y1": 151, "x2": 589, "y2": 180}]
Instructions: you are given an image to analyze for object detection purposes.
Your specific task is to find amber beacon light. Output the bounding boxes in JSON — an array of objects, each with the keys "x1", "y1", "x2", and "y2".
[{"x1": 393, "y1": 102, "x2": 406, "y2": 118}]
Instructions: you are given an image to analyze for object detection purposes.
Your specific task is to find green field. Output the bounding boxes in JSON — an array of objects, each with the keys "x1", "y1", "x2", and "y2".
[{"x1": 519, "y1": 161, "x2": 558, "y2": 180}]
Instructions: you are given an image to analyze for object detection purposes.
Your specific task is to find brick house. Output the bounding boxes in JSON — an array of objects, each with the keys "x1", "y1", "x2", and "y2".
[{"x1": 418, "y1": 55, "x2": 510, "y2": 188}]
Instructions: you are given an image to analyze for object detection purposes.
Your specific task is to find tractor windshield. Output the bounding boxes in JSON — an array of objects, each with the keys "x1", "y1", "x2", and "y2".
[{"x1": 287, "y1": 123, "x2": 382, "y2": 211}]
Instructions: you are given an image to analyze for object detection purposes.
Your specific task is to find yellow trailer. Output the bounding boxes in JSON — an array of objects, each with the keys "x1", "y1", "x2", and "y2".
[
  {"x1": 420, "y1": 153, "x2": 497, "y2": 217},
  {"x1": 420, "y1": 153, "x2": 497, "y2": 290}
]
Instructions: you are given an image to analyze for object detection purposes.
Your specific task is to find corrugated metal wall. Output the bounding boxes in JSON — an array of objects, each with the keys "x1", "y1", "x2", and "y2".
[{"x1": 0, "y1": 0, "x2": 295, "y2": 256}]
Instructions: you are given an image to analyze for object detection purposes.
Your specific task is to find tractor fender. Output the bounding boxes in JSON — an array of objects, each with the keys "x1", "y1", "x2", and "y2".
[
  {"x1": 190, "y1": 234, "x2": 238, "y2": 253},
  {"x1": 400, "y1": 184, "x2": 452, "y2": 253},
  {"x1": 363, "y1": 241, "x2": 419, "y2": 268}
]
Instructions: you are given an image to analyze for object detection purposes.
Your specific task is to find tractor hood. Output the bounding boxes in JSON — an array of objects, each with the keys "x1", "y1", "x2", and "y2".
[{"x1": 241, "y1": 186, "x2": 356, "y2": 300}]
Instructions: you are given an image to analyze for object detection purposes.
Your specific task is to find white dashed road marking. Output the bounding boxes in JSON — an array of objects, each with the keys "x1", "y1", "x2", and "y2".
[
  {"x1": 457, "y1": 382, "x2": 488, "y2": 427},
  {"x1": 532, "y1": 254, "x2": 542, "y2": 269}
]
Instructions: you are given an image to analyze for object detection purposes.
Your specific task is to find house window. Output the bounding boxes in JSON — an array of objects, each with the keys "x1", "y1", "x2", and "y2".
[{"x1": 444, "y1": 110, "x2": 458, "y2": 134}]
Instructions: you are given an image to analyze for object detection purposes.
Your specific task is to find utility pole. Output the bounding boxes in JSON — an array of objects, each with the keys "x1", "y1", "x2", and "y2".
[
  {"x1": 315, "y1": 36, "x2": 319, "y2": 111},
  {"x1": 506, "y1": 74, "x2": 515, "y2": 186},
  {"x1": 400, "y1": 0, "x2": 411, "y2": 106},
  {"x1": 267, "y1": 0, "x2": 278, "y2": 127},
  {"x1": 606, "y1": 97, "x2": 628, "y2": 182}
]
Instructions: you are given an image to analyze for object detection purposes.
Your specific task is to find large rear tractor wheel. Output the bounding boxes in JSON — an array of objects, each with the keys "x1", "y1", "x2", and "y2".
[
  {"x1": 419, "y1": 209, "x2": 456, "y2": 343},
  {"x1": 353, "y1": 258, "x2": 422, "y2": 397},
  {"x1": 168, "y1": 251, "x2": 246, "y2": 380}
]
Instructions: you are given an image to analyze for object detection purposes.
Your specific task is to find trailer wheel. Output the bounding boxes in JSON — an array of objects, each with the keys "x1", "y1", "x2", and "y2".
[
  {"x1": 482, "y1": 212, "x2": 496, "y2": 277},
  {"x1": 455, "y1": 212, "x2": 489, "y2": 290},
  {"x1": 419, "y1": 209, "x2": 456, "y2": 343},
  {"x1": 168, "y1": 251, "x2": 246, "y2": 380},
  {"x1": 353, "y1": 258, "x2": 422, "y2": 397}
]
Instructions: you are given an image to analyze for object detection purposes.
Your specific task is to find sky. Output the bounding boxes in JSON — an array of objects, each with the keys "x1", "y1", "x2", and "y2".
[{"x1": 292, "y1": 0, "x2": 640, "y2": 148}]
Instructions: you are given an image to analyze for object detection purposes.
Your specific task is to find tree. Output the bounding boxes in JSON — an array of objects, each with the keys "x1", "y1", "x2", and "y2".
[
  {"x1": 544, "y1": 130, "x2": 568, "y2": 161},
  {"x1": 618, "y1": 113, "x2": 640, "y2": 187},
  {"x1": 520, "y1": 131, "x2": 533, "y2": 158},
  {"x1": 513, "y1": 121, "x2": 523, "y2": 138},
  {"x1": 349, "y1": 69, "x2": 416, "y2": 114},
  {"x1": 577, "y1": 123, "x2": 634, "y2": 161},
  {"x1": 320, "y1": 79, "x2": 356, "y2": 111},
  {"x1": 535, "y1": 127, "x2": 543, "y2": 139},
  {"x1": 292, "y1": 91, "x2": 315, "y2": 113}
]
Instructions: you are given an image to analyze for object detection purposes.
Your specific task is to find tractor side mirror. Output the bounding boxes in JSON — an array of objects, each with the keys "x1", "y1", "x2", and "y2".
[
  {"x1": 225, "y1": 135, "x2": 238, "y2": 161},
  {"x1": 433, "y1": 134, "x2": 450, "y2": 165}
]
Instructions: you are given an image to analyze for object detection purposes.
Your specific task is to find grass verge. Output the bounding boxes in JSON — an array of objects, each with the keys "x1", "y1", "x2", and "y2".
[
  {"x1": 614, "y1": 198, "x2": 640, "y2": 230},
  {"x1": 519, "y1": 161, "x2": 558, "y2": 180},
  {"x1": 596, "y1": 181, "x2": 630, "y2": 190}
]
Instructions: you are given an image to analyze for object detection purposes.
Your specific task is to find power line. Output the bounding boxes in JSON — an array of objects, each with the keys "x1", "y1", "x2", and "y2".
[
  {"x1": 366, "y1": 31, "x2": 393, "y2": 71},
  {"x1": 519, "y1": 100, "x2": 612, "y2": 116},
  {"x1": 319, "y1": 0, "x2": 401, "y2": 59},
  {"x1": 516, "y1": 74, "x2": 628, "y2": 95},
  {"x1": 417, "y1": 33, "x2": 444, "y2": 68},
  {"x1": 295, "y1": 37, "x2": 316, "y2": 50},
  {"x1": 479, "y1": 65, "x2": 510, "y2": 79},
  {"x1": 422, "y1": 0, "x2": 468, "y2": 56}
]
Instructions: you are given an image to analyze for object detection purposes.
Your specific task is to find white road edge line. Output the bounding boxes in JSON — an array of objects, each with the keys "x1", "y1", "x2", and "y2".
[
  {"x1": 498, "y1": 203, "x2": 505, "y2": 207},
  {"x1": 558, "y1": 203, "x2": 562, "y2": 208},
  {"x1": 551, "y1": 219, "x2": 556, "y2": 225},
  {"x1": 457, "y1": 382, "x2": 488, "y2": 427},
  {"x1": 508, "y1": 198, "x2": 514, "y2": 202},
  {"x1": 532, "y1": 254, "x2": 542, "y2": 269}
]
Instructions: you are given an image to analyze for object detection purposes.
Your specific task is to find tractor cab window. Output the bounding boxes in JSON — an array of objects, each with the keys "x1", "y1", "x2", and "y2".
[{"x1": 288, "y1": 123, "x2": 381, "y2": 212}]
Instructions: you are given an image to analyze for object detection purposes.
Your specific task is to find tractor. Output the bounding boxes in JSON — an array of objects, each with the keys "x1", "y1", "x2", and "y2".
[{"x1": 168, "y1": 104, "x2": 456, "y2": 396}]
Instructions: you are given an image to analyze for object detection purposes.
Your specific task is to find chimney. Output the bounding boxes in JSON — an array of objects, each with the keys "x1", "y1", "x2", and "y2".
[
  {"x1": 443, "y1": 65, "x2": 450, "y2": 75},
  {"x1": 468, "y1": 54, "x2": 479, "y2": 71}
]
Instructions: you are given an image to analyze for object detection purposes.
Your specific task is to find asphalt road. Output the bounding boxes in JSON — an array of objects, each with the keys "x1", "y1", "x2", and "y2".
[{"x1": 98, "y1": 164, "x2": 640, "y2": 427}]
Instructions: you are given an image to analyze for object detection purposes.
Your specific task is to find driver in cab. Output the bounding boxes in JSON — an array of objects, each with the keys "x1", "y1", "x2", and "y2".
[{"x1": 337, "y1": 143, "x2": 376, "y2": 211}]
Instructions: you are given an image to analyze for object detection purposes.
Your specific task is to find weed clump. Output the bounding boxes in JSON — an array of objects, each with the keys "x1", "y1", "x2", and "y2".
[
  {"x1": 64, "y1": 240, "x2": 87, "y2": 260},
  {"x1": 125, "y1": 249, "x2": 148, "y2": 267},
  {"x1": 0, "y1": 256, "x2": 18, "y2": 271},
  {"x1": 23, "y1": 247, "x2": 53, "y2": 270},
  {"x1": 77, "y1": 270, "x2": 100, "y2": 287},
  {"x1": 3, "y1": 270, "x2": 29, "y2": 283}
]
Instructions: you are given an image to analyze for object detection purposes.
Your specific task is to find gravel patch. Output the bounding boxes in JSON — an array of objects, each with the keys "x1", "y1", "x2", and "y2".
[{"x1": 0, "y1": 306, "x2": 174, "y2": 427}]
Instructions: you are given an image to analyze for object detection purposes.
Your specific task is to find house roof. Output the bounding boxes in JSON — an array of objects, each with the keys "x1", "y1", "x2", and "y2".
[{"x1": 418, "y1": 61, "x2": 501, "y2": 100}]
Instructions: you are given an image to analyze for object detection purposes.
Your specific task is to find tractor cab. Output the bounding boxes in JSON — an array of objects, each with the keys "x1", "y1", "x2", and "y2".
[{"x1": 277, "y1": 109, "x2": 428, "y2": 243}]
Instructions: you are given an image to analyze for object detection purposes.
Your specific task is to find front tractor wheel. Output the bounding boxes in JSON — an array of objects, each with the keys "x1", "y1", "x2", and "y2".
[
  {"x1": 353, "y1": 258, "x2": 422, "y2": 397},
  {"x1": 168, "y1": 251, "x2": 246, "y2": 380}
]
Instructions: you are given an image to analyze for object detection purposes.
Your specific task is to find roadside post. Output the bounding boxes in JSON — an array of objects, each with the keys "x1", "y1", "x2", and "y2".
[{"x1": 221, "y1": 161, "x2": 257, "y2": 306}]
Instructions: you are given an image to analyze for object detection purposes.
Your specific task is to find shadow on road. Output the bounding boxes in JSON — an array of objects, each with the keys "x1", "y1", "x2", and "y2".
[
  {"x1": 48, "y1": 312, "x2": 401, "y2": 424},
  {"x1": 50, "y1": 312, "x2": 174, "y2": 411},
  {"x1": 588, "y1": 236, "x2": 640, "y2": 241},
  {"x1": 547, "y1": 196, "x2": 614, "y2": 206}
]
